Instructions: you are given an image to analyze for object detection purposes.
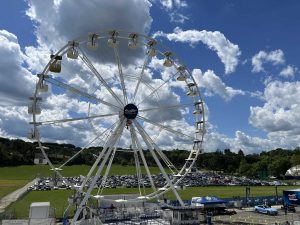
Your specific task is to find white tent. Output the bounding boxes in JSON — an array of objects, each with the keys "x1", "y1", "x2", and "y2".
[{"x1": 285, "y1": 165, "x2": 300, "y2": 176}]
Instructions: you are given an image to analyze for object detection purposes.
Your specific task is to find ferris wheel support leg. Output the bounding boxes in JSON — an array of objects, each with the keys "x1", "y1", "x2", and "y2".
[
  {"x1": 79, "y1": 120, "x2": 121, "y2": 190},
  {"x1": 71, "y1": 119, "x2": 125, "y2": 225},
  {"x1": 131, "y1": 137, "x2": 142, "y2": 195},
  {"x1": 130, "y1": 127, "x2": 157, "y2": 193},
  {"x1": 98, "y1": 146, "x2": 117, "y2": 194},
  {"x1": 133, "y1": 120, "x2": 185, "y2": 207}
]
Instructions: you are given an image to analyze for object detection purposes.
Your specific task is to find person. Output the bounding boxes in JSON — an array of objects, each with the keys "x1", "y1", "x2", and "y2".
[
  {"x1": 285, "y1": 221, "x2": 290, "y2": 225},
  {"x1": 206, "y1": 211, "x2": 213, "y2": 225},
  {"x1": 284, "y1": 204, "x2": 288, "y2": 215}
]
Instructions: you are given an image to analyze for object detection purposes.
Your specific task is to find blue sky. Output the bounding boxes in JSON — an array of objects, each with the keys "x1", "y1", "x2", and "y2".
[{"x1": 0, "y1": 0, "x2": 300, "y2": 154}]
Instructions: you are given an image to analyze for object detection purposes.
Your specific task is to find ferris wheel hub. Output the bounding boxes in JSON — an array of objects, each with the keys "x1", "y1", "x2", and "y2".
[{"x1": 124, "y1": 103, "x2": 138, "y2": 120}]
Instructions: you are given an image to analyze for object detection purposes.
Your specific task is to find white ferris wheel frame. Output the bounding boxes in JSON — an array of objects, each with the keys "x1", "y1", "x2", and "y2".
[{"x1": 28, "y1": 29, "x2": 205, "y2": 223}]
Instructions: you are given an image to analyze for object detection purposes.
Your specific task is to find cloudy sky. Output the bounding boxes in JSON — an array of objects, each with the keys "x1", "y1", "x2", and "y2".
[{"x1": 0, "y1": 0, "x2": 300, "y2": 154}]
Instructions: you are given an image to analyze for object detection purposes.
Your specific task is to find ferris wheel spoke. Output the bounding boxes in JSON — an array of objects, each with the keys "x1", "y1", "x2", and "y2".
[
  {"x1": 78, "y1": 47, "x2": 124, "y2": 107},
  {"x1": 113, "y1": 46, "x2": 128, "y2": 104},
  {"x1": 127, "y1": 74, "x2": 157, "y2": 92},
  {"x1": 139, "y1": 103, "x2": 190, "y2": 113},
  {"x1": 34, "y1": 113, "x2": 119, "y2": 125},
  {"x1": 132, "y1": 55, "x2": 150, "y2": 102},
  {"x1": 58, "y1": 120, "x2": 119, "y2": 169},
  {"x1": 133, "y1": 120, "x2": 184, "y2": 206},
  {"x1": 137, "y1": 115, "x2": 194, "y2": 141},
  {"x1": 45, "y1": 77, "x2": 121, "y2": 110},
  {"x1": 137, "y1": 71, "x2": 179, "y2": 107},
  {"x1": 126, "y1": 74, "x2": 162, "y2": 105}
]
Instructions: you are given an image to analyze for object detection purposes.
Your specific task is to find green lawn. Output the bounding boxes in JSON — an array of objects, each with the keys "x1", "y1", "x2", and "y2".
[
  {"x1": 0, "y1": 165, "x2": 167, "y2": 180},
  {"x1": 2, "y1": 166, "x2": 300, "y2": 219},
  {"x1": 7, "y1": 185, "x2": 300, "y2": 219},
  {"x1": 0, "y1": 180, "x2": 28, "y2": 198}
]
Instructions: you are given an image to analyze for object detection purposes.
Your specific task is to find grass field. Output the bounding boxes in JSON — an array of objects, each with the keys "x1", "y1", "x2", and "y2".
[
  {"x1": 0, "y1": 180, "x2": 28, "y2": 198},
  {"x1": 2, "y1": 166, "x2": 300, "y2": 219},
  {"x1": 6, "y1": 185, "x2": 300, "y2": 219},
  {"x1": 0, "y1": 164, "x2": 168, "y2": 180}
]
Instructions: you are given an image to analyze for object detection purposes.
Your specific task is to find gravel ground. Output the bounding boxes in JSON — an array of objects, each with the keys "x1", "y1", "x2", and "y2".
[{"x1": 212, "y1": 206, "x2": 300, "y2": 225}]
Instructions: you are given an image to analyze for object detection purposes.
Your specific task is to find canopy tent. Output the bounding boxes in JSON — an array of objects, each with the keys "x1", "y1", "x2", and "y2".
[{"x1": 191, "y1": 196, "x2": 227, "y2": 208}]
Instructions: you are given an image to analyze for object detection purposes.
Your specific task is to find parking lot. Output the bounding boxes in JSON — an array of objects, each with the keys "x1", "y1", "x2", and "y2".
[{"x1": 28, "y1": 171, "x2": 288, "y2": 191}]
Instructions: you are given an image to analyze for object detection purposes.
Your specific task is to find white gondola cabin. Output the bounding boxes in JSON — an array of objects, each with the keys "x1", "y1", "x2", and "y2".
[
  {"x1": 87, "y1": 33, "x2": 99, "y2": 51},
  {"x1": 194, "y1": 130, "x2": 202, "y2": 141},
  {"x1": 107, "y1": 31, "x2": 118, "y2": 48},
  {"x1": 196, "y1": 121, "x2": 204, "y2": 131},
  {"x1": 147, "y1": 39, "x2": 157, "y2": 57},
  {"x1": 187, "y1": 83, "x2": 198, "y2": 96},
  {"x1": 176, "y1": 66, "x2": 188, "y2": 81},
  {"x1": 193, "y1": 139, "x2": 202, "y2": 151},
  {"x1": 193, "y1": 101, "x2": 202, "y2": 114},
  {"x1": 163, "y1": 51, "x2": 173, "y2": 67},
  {"x1": 128, "y1": 33, "x2": 138, "y2": 49},
  {"x1": 28, "y1": 97, "x2": 42, "y2": 115},
  {"x1": 28, "y1": 105, "x2": 41, "y2": 115},
  {"x1": 67, "y1": 41, "x2": 79, "y2": 59},
  {"x1": 49, "y1": 55, "x2": 62, "y2": 73},
  {"x1": 27, "y1": 129, "x2": 39, "y2": 140},
  {"x1": 37, "y1": 82, "x2": 48, "y2": 92}
]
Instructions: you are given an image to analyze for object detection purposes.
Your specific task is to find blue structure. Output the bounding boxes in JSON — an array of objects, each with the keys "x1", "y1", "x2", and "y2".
[
  {"x1": 191, "y1": 196, "x2": 227, "y2": 208},
  {"x1": 283, "y1": 189, "x2": 300, "y2": 205}
]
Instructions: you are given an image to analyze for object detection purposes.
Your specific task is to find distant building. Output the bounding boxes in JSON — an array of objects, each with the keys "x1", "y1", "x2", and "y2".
[{"x1": 34, "y1": 153, "x2": 47, "y2": 165}]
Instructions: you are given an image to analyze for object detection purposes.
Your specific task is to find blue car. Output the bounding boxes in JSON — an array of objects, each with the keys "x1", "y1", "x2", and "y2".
[{"x1": 254, "y1": 205, "x2": 278, "y2": 215}]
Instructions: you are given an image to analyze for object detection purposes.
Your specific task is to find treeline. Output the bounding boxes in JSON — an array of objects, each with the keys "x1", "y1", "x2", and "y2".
[{"x1": 1, "y1": 137, "x2": 300, "y2": 178}]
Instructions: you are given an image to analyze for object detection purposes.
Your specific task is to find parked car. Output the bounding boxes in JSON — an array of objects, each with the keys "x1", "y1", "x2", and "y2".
[
  {"x1": 281, "y1": 204, "x2": 296, "y2": 213},
  {"x1": 212, "y1": 209, "x2": 237, "y2": 215},
  {"x1": 254, "y1": 205, "x2": 278, "y2": 215}
]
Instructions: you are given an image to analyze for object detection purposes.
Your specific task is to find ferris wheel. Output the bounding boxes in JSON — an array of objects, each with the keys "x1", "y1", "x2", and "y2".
[{"x1": 28, "y1": 29, "x2": 205, "y2": 223}]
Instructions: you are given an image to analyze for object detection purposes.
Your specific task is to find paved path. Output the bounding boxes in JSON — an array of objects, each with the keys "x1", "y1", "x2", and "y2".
[{"x1": 0, "y1": 178, "x2": 38, "y2": 213}]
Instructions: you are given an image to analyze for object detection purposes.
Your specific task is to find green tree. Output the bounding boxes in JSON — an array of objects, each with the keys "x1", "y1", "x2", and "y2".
[
  {"x1": 291, "y1": 154, "x2": 300, "y2": 166},
  {"x1": 268, "y1": 158, "x2": 291, "y2": 177}
]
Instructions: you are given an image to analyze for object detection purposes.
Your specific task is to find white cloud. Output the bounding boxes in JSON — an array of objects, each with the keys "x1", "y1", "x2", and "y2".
[
  {"x1": 170, "y1": 12, "x2": 189, "y2": 24},
  {"x1": 203, "y1": 127, "x2": 279, "y2": 154},
  {"x1": 192, "y1": 69, "x2": 245, "y2": 101},
  {"x1": 0, "y1": 106, "x2": 32, "y2": 139},
  {"x1": 251, "y1": 49, "x2": 285, "y2": 73},
  {"x1": 25, "y1": 0, "x2": 153, "y2": 66},
  {"x1": 0, "y1": 30, "x2": 36, "y2": 106},
  {"x1": 249, "y1": 80, "x2": 300, "y2": 149},
  {"x1": 26, "y1": 0, "x2": 152, "y2": 46},
  {"x1": 152, "y1": 0, "x2": 189, "y2": 24},
  {"x1": 279, "y1": 65, "x2": 298, "y2": 78},
  {"x1": 201, "y1": 120, "x2": 276, "y2": 154},
  {"x1": 155, "y1": 0, "x2": 187, "y2": 10},
  {"x1": 154, "y1": 27, "x2": 241, "y2": 74}
]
